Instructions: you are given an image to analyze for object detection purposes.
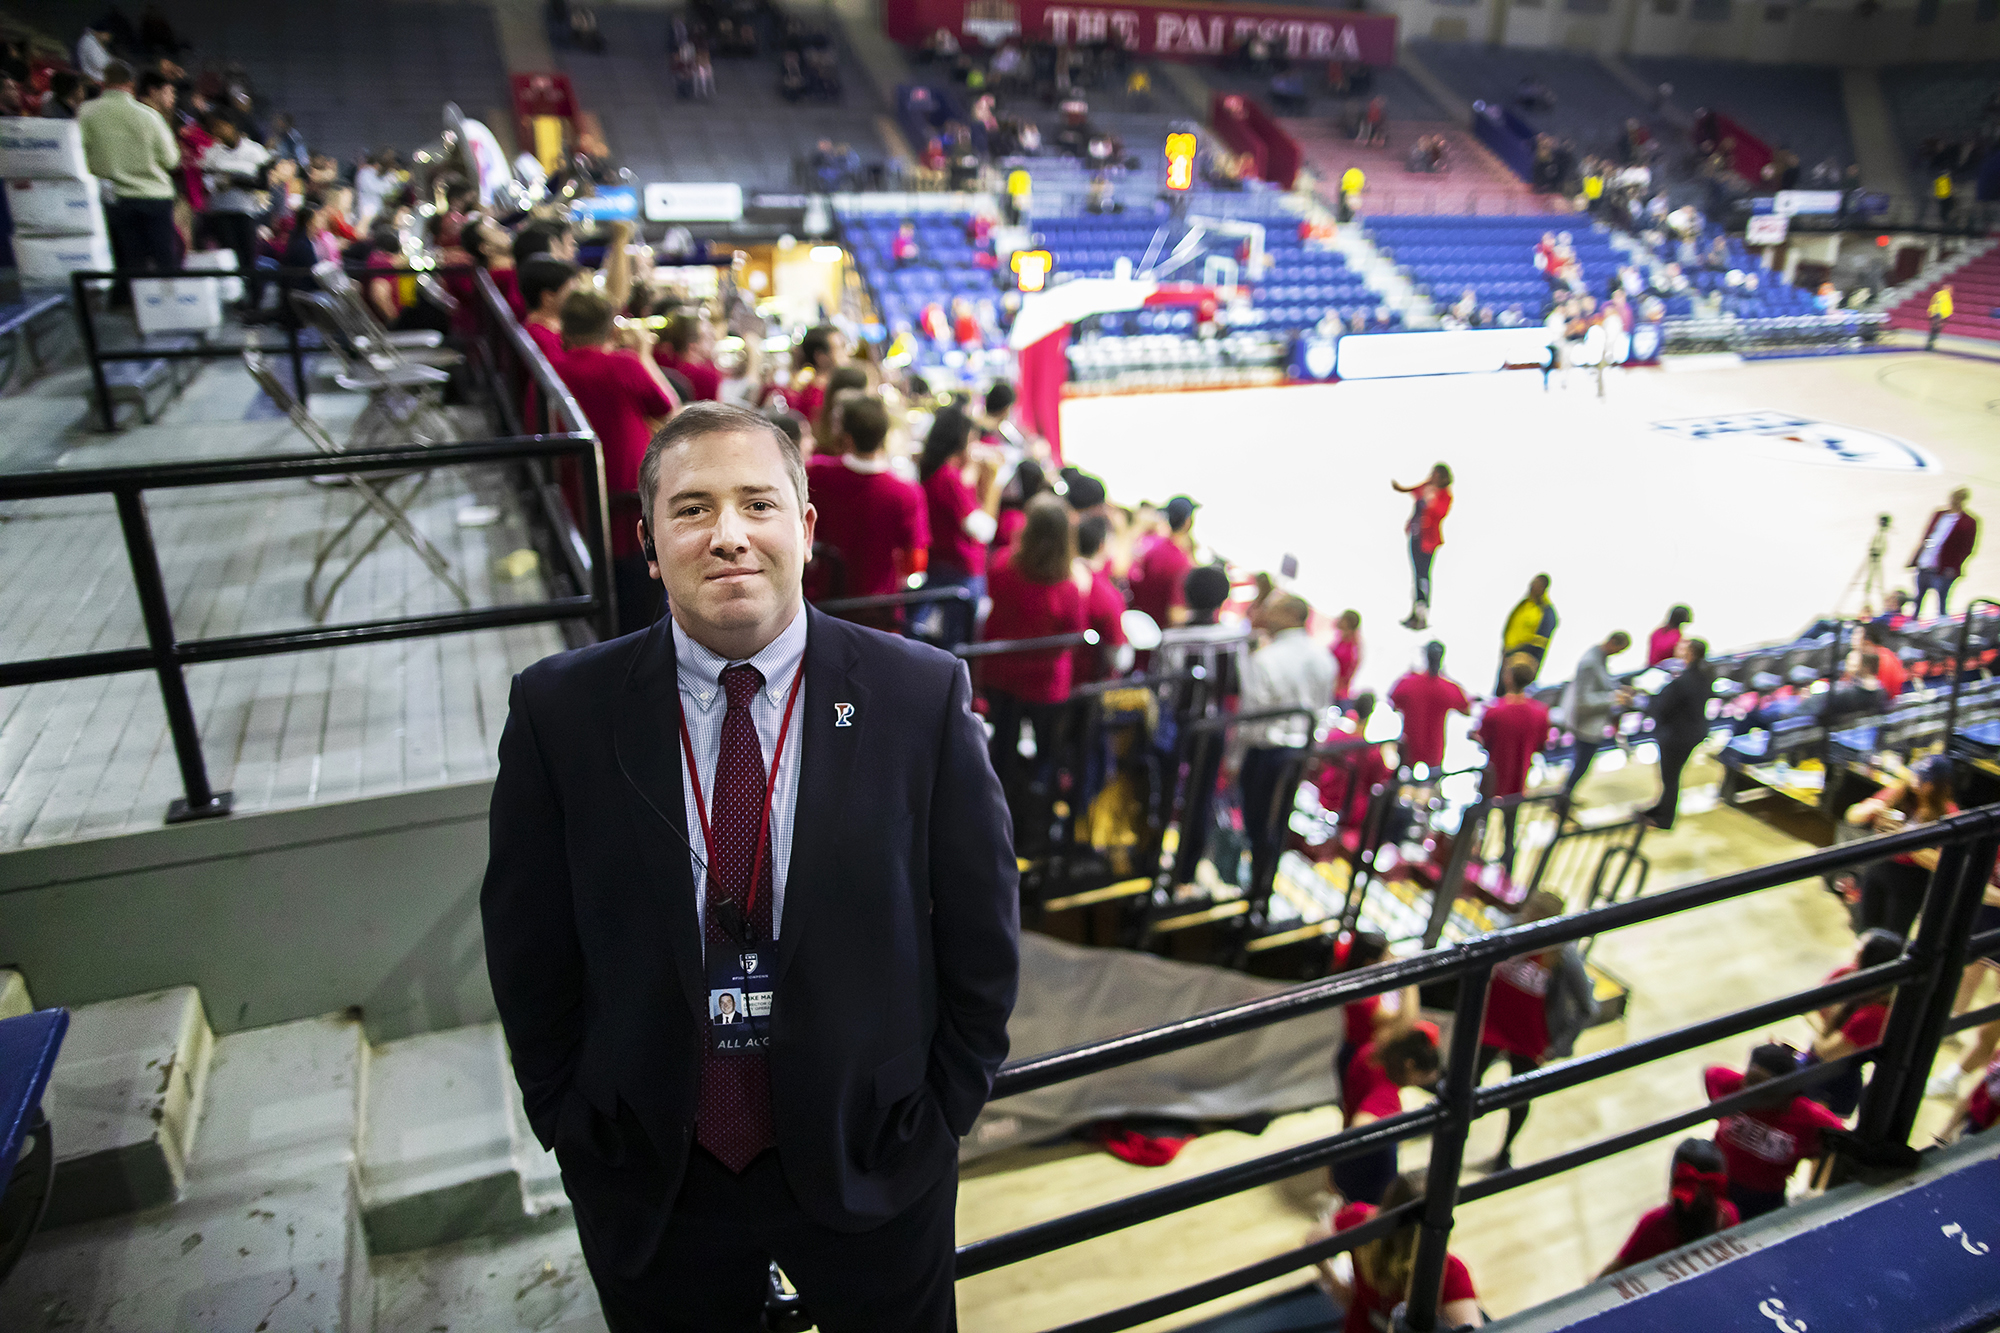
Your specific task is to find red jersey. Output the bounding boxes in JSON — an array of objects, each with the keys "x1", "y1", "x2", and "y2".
[
  {"x1": 1704, "y1": 1066, "x2": 1845, "y2": 1195},
  {"x1": 1333, "y1": 1202, "x2": 1475, "y2": 1333},
  {"x1": 1478, "y1": 696, "x2": 1551, "y2": 797},
  {"x1": 525, "y1": 320, "x2": 566, "y2": 366},
  {"x1": 654, "y1": 347, "x2": 723, "y2": 401},
  {"x1": 1967, "y1": 1054, "x2": 2000, "y2": 1131},
  {"x1": 490, "y1": 266, "x2": 524, "y2": 321},
  {"x1": 1342, "y1": 1041, "x2": 1405, "y2": 1123},
  {"x1": 1406, "y1": 485, "x2": 1451, "y2": 554},
  {"x1": 558, "y1": 346, "x2": 675, "y2": 556},
  {"x1": 1613, "y1": 1200, "x2": 1743, "y2": 1269},
  {"x1": 1481, "y1": 954, "x2": 1552, "y2": 1060},
  {"x1": 1647, "y1": 626, "x2": 1681, "y2": 667},
  {"x1": 1874, "y1": 649, "x2": 1906, "y2": 698},
  {"x1": 1332, "y1": 635, "x2": 1360, "y2": 700},
  {"x1": 992, "y1": 506, "x2": 1027, "y2": 554},
  {"x1": 1074, "y1": 564, "x2": 1127, "y2": 684},
  {"x1": 1127, "y1": 535, "x2": 1193, "y2": 627},
  {"x1": 804, "y1": 457, "x2": 929, "y2": 599},
  {"x1": 924, "y1": 464, "x2": 988, "y2": 576},
  {"x1": 1389, "y1": 671, "x2": 1470, "y2": 770},
  {"x1": 790, "y1": 379, "x2": 825, "y2": 426},
  {"x1": 1316, "y1": 737, "x2": 1392, "y2": 822},
  {"x1": 981, "y1": 560, "x2": 1088, "y2": 704}
]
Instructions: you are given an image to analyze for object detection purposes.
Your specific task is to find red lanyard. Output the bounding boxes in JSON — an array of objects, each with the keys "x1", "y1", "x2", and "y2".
[{"x1": 678, "y1": 663, "x2": 805, "y2": 925}]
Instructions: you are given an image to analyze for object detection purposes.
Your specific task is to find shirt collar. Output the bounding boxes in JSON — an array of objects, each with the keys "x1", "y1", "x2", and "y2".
[
  {"x1": 674, "y1": 605, "x2": 807, "y2": 714},
  {"x1": 841, "y1": 453, "x2": 891, "y2": 474}
]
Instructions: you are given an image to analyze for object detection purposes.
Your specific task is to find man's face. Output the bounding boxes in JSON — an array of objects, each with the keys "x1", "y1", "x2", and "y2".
[
  {"x1": 147, "y1": 84, "x2": 176, "y2": 114},
  {"x1": 213, "y1": 120, "x2": 241, "y2": 146},
  {"x1": 1529, "y1": 576, "x2": 1549, "y2": 600},
  {"x1": 551, "y1": 232, "x2": 578, "y2": 263},
  {"x1": 647, "y1": 430, "x2": 815, "y2": 649},
  {"x1": 540, "y1": 276, "x2": 578, "y2": 319}
]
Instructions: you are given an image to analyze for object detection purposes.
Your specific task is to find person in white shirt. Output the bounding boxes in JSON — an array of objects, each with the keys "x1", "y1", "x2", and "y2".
[
  {"x1": 199, "y1": 114, "x2": 272, "y2": 309},
  {"x1": 76, "y1": 23, "x2": 113, "y2": 82},
  {"x1": 1237, "y1": 595, "x2": 1335, "y2": 906}
]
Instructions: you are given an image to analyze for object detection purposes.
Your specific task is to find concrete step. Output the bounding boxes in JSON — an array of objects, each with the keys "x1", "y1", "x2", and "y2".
[
  {"x1": 372, "y1": 1215, "x2": 606, "y2": 1332},
  {"x1": 40, "y1": 986, "x2": 214, "y2": 1229},
  {"x1": 0, "y1": 1010, "x2": 371, "y2": 1331},
  {"x1": 358, "y1": 1022, "x2": 568, "y2": 1255}
]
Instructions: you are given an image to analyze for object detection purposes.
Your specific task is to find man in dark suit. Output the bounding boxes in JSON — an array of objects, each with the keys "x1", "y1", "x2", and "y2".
[
  {"x1": 482, "y1": 401, "x2": 1020, "y2": 1332},
  {"x1": 1908, "y1": 487, "x2": 1979, "y2": 620}
]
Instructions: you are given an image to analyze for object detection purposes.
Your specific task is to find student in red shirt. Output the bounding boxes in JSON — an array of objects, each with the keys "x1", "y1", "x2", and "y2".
[
  {"x1": 652, "y1": 311, "x2": 723, "y2": 402},
  {"x1": 1805, "y1": 928, "x2": 1902, "y2": 1117},
  {"x1": 556, "y1": 289, "x2": 680, "y2": 635},
  {"x1": 1073, "y1": 514, "x2": 1127, "y2": 685},
  {"x1": 1472, "y1": 661, "x2": 1551, "y2": 871},
  {"x1": 981, "y1": 494, "x2": 1091, "y2": 813},
  {"x1": 1315, "y1": 1171, "x2": 1483, "y2": 1330},
  {"x1": 1315, "y1": 698, "x2": 1393, "y2": 831},
  {"x1": 1333, "y1": 1027, "x2": 1440, "y2": 1204},
  {"x1": 1389, "y1": 641, "x2": 1472, "y2": 773},
  {"x1": 1648, "y1": 605, "x2": 1691, "y2": 667},
  {"x1": 1857, "y1": 622, "x2": 1906, "y2": 697},
  {"x1": 1392, "y1": 463, "x2": 1452, "y2": 630},
  {"x1": 918, "y1": 407, "x2": 1001, "y2": 650},
  {"x1": 1704, "y1": 1043, "x2": 1844, "y2": 1220},
  {"x1": 804, "y1": 396, "x2": 928, "y2": 610},
  {"x1": 1473, "y1": 890, "x2": 1588, "y2": 1174},
  {"x1": 786, "y1": 324, "x2": 845, "y2": 427},
  {"x1": 1600, "y1": 1139, "x2": 1740, "y2": 1275},
  {"x1": 1843, "y1": 755, "x2": 1955, "y2": 938},
  {"x1": 991, "y1": 460, "x2": 1048, "y2": 556},
  {"x1": 1331, "y1": 609, "x2": 1363, "y2": 704},
  {"x1": 518, "y1": 255, "x2": 580, "y2": 368},
  {"x1": 1331, "y1": 930, "x2": 1419, "y2": 1084},
  {"x1": 1127, "y1": 495, "x2": 1198, "y2": 629}
]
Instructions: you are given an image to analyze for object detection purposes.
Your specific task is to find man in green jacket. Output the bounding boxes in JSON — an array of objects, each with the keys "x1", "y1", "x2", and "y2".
[
  {"x1": 1497, "y1": 572, "x2": 1559, "y2": 692},
  {"x1": 79, "y1": 61, "x2": 181, "y2": 277}
]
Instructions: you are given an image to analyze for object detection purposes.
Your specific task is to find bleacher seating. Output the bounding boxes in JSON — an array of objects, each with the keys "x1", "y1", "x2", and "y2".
[
  {"x1": 4, "y1": 0, "x2": 509, "y2": 160},
  {"x1": 554, "y1": 5, "x2": 887, "y2": 188},
  {"x1": 1888, "y1": 245, "x2": 2000, "y2": 343},
  {"x1": 1365, "y1": 213, "x2": 1619, "y2": 310},
  {"x1": 1196, "y1": 60, "x2": 1446, "y2": 123},
  {"x1": 1403, "y1": 41, "x2": 1654, "y2": 158},
  {"x1": 1627, "y1": 57, "x2": 1855, "y2": 176},
  {"x1": 842, "y1": 193, "x2": 1397, "y2": 378},
  {"x1": 1879, "y1": 60, "x2": 2000, "y2": 178},
  {"x1": 1653, "y1": 226, "x2": 1823, "y2": 320}
]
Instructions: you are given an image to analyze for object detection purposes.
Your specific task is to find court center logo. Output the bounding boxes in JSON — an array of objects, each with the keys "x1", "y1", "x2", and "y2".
[{"x1": 1650, "y1": 411, "x2": 1937, "y2": 471}]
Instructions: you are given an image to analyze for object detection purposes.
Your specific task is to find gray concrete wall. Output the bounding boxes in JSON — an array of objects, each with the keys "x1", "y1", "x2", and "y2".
[{"x1": 0, "y1": 784, "x2": 497, "y2": 1043}]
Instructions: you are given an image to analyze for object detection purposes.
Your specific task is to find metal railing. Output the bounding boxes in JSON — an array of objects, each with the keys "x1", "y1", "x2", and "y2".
[
  {"x1": 956, "y1": 801, "x2": 2000, "y2": 1332},
  {"x1": 1, "y1": 264, "x2": 612, "y2": 825}
]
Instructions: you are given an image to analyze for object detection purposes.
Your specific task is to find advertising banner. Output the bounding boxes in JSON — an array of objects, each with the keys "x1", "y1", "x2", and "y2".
[{"x1": 886, "y1": 0, "x2": 1394, "y2": 65}]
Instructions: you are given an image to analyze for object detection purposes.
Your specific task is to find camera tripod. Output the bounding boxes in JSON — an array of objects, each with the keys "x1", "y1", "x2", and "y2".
[{"x1": 1840, "y1": 513, "x2": 1894, "y2": 615}]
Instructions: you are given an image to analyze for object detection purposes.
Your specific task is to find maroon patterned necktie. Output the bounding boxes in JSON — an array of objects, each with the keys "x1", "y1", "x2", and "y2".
[{"x1": 694, "y1": 663, "x2": 777, "y2": 1172}]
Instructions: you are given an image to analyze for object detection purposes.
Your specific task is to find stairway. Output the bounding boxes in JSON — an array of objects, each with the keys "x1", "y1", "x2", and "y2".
[
  {"x1": 1285, "y1": 119, "x2": 1556, "y2": 215},
  {"x1": 1886, "y1": 243, "x2": 2000, "y2": 344},
  {"x1": 0, "y1": 973, "x2": 600, "y2": 1331}
]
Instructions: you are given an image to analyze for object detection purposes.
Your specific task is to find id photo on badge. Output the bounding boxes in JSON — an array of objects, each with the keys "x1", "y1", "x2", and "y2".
[{"x1": 712, "y1": 989, "x2": 747, "y2": 1025}]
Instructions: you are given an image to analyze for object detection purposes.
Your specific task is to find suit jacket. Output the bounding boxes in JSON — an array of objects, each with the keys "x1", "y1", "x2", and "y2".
[
  {"x1": 1646, "y1": 665, "x2": 1713, "y2": 749},
  {"x1": 1909, "y1": 508, "x2": 1979, "y2": 580},
  {"x1": 481, "y1": 606, "x2": 1019, "y2": 1269}
]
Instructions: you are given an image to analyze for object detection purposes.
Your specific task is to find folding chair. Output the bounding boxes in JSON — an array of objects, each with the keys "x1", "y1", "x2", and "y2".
[
  {"x1": 289, "y1": 292, "x2": 459, "y2": 453},
  {"x1": 310, "y1": 260, "x2": 463, "y2": 371},
  {"x1": 243, "y1": 349, "x2": 468, "y2": 621}
]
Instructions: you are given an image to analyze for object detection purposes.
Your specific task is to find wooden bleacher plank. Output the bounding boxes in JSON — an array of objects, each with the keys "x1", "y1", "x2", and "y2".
[
  {"x1": 1151, "y1": 901, "x2": 1251, "y2": 933},
  {"x1": 1041, "y1": 878, "x2": 1153, "y2": 914}
]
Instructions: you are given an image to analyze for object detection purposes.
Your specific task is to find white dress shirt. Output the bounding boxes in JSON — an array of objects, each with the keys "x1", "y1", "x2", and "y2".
[{"x1": 674, "y1": 607, "x2": 807, "y2": 942}]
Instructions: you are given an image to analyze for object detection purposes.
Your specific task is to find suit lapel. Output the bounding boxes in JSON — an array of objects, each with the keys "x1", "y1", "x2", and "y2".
[
  {"x1": 775, "y1": 608, "x2": 868, "y2": 992},
  {"x1": 613, "y1": 618, "x2": 708, "y2": 1025}
]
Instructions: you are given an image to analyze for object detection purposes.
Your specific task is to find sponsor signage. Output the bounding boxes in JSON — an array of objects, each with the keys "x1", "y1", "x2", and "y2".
[
  {"x1": 1745, "y1": 213, "x2": 1789, "y2": 245},
  {"x1": 571, "y1": 187, "x2": 640, "y2": 222},
  {"x1": 644, "y1": 182, "x2": 747, "y2": 222},
  {"x1": 1774, "y1": 189, "x2": 1843, "y2": 216},
  {"x1": 1335, "y1": 327, "x2": 1560, "y2": 380},
  {"x1": 891, "y1": 0, "x2": 1394, "y2": 64}
]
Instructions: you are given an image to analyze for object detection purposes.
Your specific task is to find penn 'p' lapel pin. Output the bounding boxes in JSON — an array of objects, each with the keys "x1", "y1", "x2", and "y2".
[{"x1": 833, "y1": 702, "x2": 855, "y2": 728}]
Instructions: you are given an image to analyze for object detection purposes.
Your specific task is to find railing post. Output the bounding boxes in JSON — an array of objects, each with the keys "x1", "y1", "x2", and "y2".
[
  {"x1": 576, "y1": 441, "x2": 618, "y2": 642},
  {"x1": 1404, "y1": 960, "x2": 1491, "y2": 1333},
  {"x1": 113, "y1": 488, "x2": 231, "y2": 823},
  {"x1": 73, "y1": 270, "x2": 115, "y2": 432},
  {"x1": 1855, "y1": 832, "x2": 2000, "y2": 1150},
  {"x1": 287, "y1": 310, "x2": 309, "y2": 409}
]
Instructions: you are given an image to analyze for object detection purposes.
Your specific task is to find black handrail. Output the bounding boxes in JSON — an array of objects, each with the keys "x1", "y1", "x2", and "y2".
[
  {"x1": 956, "y1": 630, "x2": 1100, "y2": 659},
  {"x1": 1944, "y1": 598, "x2": 2000, "y2": 747},
  {"x1": 964, "y1": 803, "x2": 2000, "y2": 1332},
  {"x1": 0, "y1": 437, "x2": 610, "y2": 824},
  {"x1": 818, "y1": 586, "x2": 975, "y2": 615}
]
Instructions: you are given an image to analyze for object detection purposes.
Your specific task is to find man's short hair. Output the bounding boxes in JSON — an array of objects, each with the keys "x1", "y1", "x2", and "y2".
[
  {"x1": 984, "y1": 381, "x2": 1017, "y2": 417},
  {"x1": 136, "y1": 70, "x2": 172, "y2": 100},
  {"x1": 1505, "y1": 660, "x2": 1536, "y2": 692},
  {"x1": 798, "y1": 324, "x2": 840, "y2": 369},
  {"x1": 1184, "y1": 564, "x2": 1231, "y2": 615},
  {"x1": 559, "y1": 288, "x2": 616, "y2": 347},
  {"x1": 1380, "y1": 1028, "x2": 1440, "y2": 1082},
  {"x1": 512, "y1": 218, "x2": 571, "y2": 267},
  {"x1": 638, "y1": 402, "x2": 809, "y2": 530},
  {"x1": 661, "y1": 310, "x2": 701, "y2": 355},
  {"x1": 100, "y1": 60, "x2": 134, "y2": 88},
  {"x1": 837, "y1": 395, "x2": 889, "y2": 454},
  {"x1": 1277, "y1": 594, "x2": 1311, "y2": 626},
  {"x1": 518, "y1": 255, "x2": 579, "y2": 315},
  {"x1": 1076, "y1": 513, "x2": 1109, "y2": 560},
  {"x1": 1606, "y1": 630, "x2": 1631, "y2": 652}
]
